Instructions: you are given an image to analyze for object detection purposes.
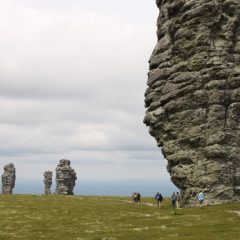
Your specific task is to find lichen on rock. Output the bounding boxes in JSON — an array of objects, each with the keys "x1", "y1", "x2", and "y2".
[{"x1": 144, "y1": 0, "x2": 240, "y2": 206}]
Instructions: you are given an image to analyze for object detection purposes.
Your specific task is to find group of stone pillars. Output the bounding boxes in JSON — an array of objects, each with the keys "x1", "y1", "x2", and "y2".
[
  {"x1": 2, "y1": 159, "x2": 77, "y2": 195},
  {"x1": 43, "y1": 159, "x2": 77, "y2": 195}
]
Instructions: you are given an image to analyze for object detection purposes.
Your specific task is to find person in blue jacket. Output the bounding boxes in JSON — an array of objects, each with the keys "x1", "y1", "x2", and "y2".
[{"x1": 198, "y1": 190, "x2": 205, "y2": 208}]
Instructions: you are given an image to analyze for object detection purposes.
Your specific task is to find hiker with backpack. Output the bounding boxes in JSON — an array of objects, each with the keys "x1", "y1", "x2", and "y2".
[
  {"x1": 137, "y1": 192, "x2": 141, "y2": 203},
  {"x1": 172, "y1": 192, "x2": 177, "y2": 207},
  {"x1": 155, "y1": 192, "x2": 163, "y2": 207}
]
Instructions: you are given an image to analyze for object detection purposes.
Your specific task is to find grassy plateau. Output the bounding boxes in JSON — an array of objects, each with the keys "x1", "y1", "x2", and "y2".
[{"x1": 0, "y1": 194, "x2": 239, "y2": 240}]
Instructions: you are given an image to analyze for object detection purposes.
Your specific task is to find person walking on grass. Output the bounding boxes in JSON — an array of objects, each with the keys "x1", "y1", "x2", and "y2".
[
  {"x1": 155, "y1": 192, "x2": 163, "y2": 207},
  {"x1": 134, "y1": 192, "x2": 138, "y2": 202},
  {"x1": 132, "y1": 192, "x2": 135, "y2": 202},
  {"x1": 172, "y1": 192, "x2": 177, "y2": 208},
  {"x1": 198, "y1": 190, "x2": 205, "y2": 208},
  {"x1": 137, "y1": 192, "x2": 141, "y2": 203},
  {"x1": 176, "y1": 192, "x2": 181, "y2": 209}
]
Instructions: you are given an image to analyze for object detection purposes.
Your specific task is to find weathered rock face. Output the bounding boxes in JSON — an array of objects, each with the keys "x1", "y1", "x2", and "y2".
[
  {"x1": 2, "y1": 163, "x2": 16, "y2": 194},
  {"x1": 144, "y1": 0, "x2": 240, "y2": 206},
  {"x1": 43, "y1": 171, "x2": 52, "y2": 195},
  {"x1": 54, "y1": 159, "x2": 77, "y2": 195}
]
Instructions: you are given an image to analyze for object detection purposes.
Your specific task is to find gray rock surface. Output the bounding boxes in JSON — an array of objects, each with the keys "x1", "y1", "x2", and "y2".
[
  {"x1": 2, "y1": 163, "x2": 16, "y2": 194},
  {"x1": 43, "y1": 171, "x2": 52, "y2": 194},
  {"x1": 144, "y1": 0, "x2": 240, "y2": 206},
  {"x1": 54, "y1": 159, "x2": 77, "y2": 195}
]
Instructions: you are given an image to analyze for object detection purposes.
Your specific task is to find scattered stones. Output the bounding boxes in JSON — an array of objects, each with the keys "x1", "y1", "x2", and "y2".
[
  {"x1": 2, "y1": 163, "x2": 16, "y2": 194},
  {"x1": 54, "y1": 159, "x2": 77, "y2": 195},
  {"x1": 43, "y1": 171, "x2": 52, "y2": 195},
  {"x1": 144, "y1": 0, "x2": 240, "y2": 206}
]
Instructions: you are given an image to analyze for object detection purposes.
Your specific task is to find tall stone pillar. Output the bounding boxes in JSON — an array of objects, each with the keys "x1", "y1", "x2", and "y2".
[
  {"x1": 2, "y1": 163, "x2": 16, "y2": 194},
  {"x1": 43, "y1": 171, "x2": 52, "y2": 194},
  {"x1": 54, "y1": 159, "x2": 77, "y2": 195},
  {"x1": 144, "y1": 0, "x2": 240, "y2": 206}
]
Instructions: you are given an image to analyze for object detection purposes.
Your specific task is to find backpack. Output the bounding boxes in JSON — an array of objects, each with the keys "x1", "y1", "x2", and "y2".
[
  {"x1": 173, "y1": 195, "x2": 177, "y2": 200},
  {"x1": 156, "y1": 195, "x2": 160, "y2": 200}
]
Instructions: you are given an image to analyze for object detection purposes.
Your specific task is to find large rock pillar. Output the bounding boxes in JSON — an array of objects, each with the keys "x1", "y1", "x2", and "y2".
[
  {"x1": 43, "y1": 171, "x2": 52, "y2": 194},
  {"x1": 2, "y1": 163, "x2": 16, "y2": 194},
  {"x1": 144, "y1": 0, "x2": 240, "y2": 206},
  {"x1": 54, "y1": 159, "x2": 77, "y2": 195}
]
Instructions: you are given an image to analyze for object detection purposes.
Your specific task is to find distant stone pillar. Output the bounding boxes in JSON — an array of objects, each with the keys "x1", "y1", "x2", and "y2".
[
  {"x1": 2, "y1": 163, "x2": 16, "y2": 194},
  {"x1": 43, "y1": 171, "x2": 52, "y2": 194},
  {"x1": 54, "y1": 159, "x2": 77, "y2": 195}
]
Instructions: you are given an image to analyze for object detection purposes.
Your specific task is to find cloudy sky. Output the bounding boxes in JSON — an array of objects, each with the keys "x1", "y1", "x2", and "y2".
[{"x1": 0, "y1": 0, "x2": 174, "y2": 188}]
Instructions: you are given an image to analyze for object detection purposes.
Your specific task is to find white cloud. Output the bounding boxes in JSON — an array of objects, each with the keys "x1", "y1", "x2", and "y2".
[
  {"x1": 0, "y1": 1, "x2": 156, "y2": 99},
  {"x1": 0, "y1": 0, "x2": 172, "y2": 185}
]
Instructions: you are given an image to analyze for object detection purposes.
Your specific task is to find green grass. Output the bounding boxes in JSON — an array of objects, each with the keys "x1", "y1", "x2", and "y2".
[{"x1": 0, "y1": 194, "x2": 239, "y2": 240}]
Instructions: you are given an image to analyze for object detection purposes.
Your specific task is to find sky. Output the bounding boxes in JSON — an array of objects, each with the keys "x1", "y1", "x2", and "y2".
[{"x1": 0, "y1": 0, "x2": 177, "y2": 193}]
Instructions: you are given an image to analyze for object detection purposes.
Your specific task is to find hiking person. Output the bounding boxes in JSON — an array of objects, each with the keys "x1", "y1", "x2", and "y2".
[
  {"x1": 176, "y1": 192, "x2": 181, "y2": 209},
  {"x1": 132, "y1": 192, "x2": 135, "y2": 202},
  {"x1": 198, "y1": 190, "x2": 205, "y2": 208},
  {"x1": 137, "y1": 192, "x2": 141, "y2": 203},
  {"x1": 155, "y1": 192, "x2": 163, "y2": 207},
  {"x1": 172, "y1": 192, "x2": 177, "y2": 207},
  {"x1": 134, "y1": 192, "x2": 138, "y2": 202}
]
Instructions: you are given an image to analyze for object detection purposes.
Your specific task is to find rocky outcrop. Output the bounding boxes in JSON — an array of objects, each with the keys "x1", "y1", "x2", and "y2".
[
  {"x1": 43, "y1": 171, "x2": 52, "y2": 194},
  {"x1": 54, "y1": 159, "x2": 77, "y2": 195},
  {"x1": 144, "y1": 0, "x2": 240, "y2": 206},
  {"x1": 2, "y1": 163, "x2": 16, "y2": 194}
]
